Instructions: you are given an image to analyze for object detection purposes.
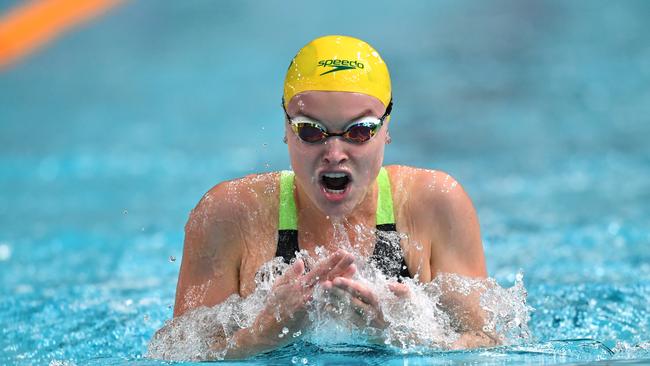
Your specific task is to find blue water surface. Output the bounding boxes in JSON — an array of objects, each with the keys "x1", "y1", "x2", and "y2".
[{"x1": 1, "y1": 1, "x2": 649, "y2": 365}]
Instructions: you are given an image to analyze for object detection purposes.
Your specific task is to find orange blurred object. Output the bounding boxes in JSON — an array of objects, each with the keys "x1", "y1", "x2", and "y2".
[{"x1": 0, "y1": 0, "x2": 123, "y2": 70}]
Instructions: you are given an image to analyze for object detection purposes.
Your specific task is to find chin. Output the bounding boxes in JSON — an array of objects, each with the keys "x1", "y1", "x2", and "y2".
[{"x1": 315, "y1": 189, "x2": 362, "y2": 218}]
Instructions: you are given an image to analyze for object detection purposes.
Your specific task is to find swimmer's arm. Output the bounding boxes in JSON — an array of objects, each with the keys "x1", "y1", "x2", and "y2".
[
  {"x1": 167, "y1": 199, "x2": 359, "y2": 360},
  {"x1": 427, "y1": 173, "x2": 486, "y2": 279},
  {"x1": 151, "y1": 183, "x2": 253, "y2": 359},
  {"x1": 163, "y1": 184, "x2": 293, "y2": 358},
  {"x1": 173, "y1": 184, "x2": 243, "y2": 317},
  {"x1": 168, "y1": 179, "x2": 311, "y2": 359},
  {"x1": 423, "y1": 173, "x2": 499, "y2": 347}
]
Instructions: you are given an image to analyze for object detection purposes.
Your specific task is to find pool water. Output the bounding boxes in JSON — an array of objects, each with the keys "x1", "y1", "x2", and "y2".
[{"x1": 1, "y1": 1, "x2": 649, "y2": 365}]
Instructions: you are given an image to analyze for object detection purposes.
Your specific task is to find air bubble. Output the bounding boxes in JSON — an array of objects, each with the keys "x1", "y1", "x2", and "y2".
[
  {"x1": 292, "y1": 330, "x2": 302, "y2": 338},
  {"x1": 169, "y1": 256, "x2": 176, "y2": 262},
  {"x1": 123, "y1": 209, "x2": 128, "y2": 215}
]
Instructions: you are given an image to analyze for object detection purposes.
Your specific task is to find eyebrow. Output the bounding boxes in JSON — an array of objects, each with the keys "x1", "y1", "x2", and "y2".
[{"x1": 294, "y1": 109, "x2": 376, "y2": 125}]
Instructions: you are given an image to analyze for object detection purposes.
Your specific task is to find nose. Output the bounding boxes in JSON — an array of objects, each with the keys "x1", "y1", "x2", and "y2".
[{"x1": 322, "y1": 137, "x2": 348, "y2": 166}]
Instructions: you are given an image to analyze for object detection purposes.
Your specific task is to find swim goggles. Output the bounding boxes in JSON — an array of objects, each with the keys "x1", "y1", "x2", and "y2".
[{"x1": 283, "y1": 100, "x2": 392, "y2": 144}]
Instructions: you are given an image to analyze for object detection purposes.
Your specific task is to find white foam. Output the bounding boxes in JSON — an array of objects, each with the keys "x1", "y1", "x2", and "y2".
[{"x1": 147, "y1": 247, "x2": 531, "y2": 361}]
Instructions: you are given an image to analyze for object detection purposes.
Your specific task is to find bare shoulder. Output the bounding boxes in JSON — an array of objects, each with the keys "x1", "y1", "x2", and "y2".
[
  {"x1": 385, "y1": 165, "x2": 472, "y2": 220},
  {"x1": 189, "y1": 172, "x2": 280, "y2": 229},
  {"x1": 385, "y1": 165, "x2": 486, "y2": 278}
]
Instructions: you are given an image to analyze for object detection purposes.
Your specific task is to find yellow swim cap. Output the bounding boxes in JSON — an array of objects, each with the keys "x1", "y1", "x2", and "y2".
[{"x1": 283, "y1": 35, "x2": 391, "y2": 108}]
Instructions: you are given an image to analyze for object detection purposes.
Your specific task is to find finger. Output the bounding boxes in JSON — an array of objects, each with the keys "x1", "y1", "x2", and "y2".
[
  {"x1": 325, "y1": 286, "x2": 383, "y2": 328},
  {"x1": 388, "y1": 282, "x2": 411, "y2": 298},
  {"x1": 302, "y1": 250, "x2": 350, "y2": 286},
  {"x1": 326, "y1": 252, "x2": 356, "y2": 280},
  {"x1": 338, "y1": 262, "x2": 357, "y2": 279},
  {"x1": 275, "y1": 259, "x2": 305, "y2": 287},
  {"x1": 348, "y1": 296, "x2": 386, "y2": 329},
  {"x1": 301, "y1": 250, "x2": 343, "y2": 286},
  {"x1": 349, "y1": 296, "x2": 369, "y2": 316},
  {"x1": 332, "y1": 277, "x2": 378, "y2": 307}
]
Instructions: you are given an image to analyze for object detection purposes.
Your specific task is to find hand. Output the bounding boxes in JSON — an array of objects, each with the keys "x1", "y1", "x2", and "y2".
[
  {"x1": 322, "y1": 277, "x2": 411, "y2": 330},
  {"x1": 243, "y1": 250, "x2": 357, "y2": 347}
]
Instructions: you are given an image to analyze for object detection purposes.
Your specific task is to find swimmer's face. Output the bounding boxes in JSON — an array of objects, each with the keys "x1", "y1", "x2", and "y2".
[{"x1": 285, "y1": 91, "x2": 389, "y2": 217}]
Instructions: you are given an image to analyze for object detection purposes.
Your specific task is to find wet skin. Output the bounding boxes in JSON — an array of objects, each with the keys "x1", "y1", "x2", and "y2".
[
  {"x1": 169, "y1": 91, "x2": 491, "y2": 358},
  {"x1": 285, "y1": 91, "x2": 388, "y2": 218}
]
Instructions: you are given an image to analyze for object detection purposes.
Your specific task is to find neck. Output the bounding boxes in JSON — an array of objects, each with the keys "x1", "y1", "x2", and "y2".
[{"x1": 295, "y1": 182, "x2": 377, "y2": 256}]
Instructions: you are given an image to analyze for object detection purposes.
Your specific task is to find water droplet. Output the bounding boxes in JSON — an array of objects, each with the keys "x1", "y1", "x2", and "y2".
[
  {"x1": 292, "y1": 330, "x2": 302, "y2": 338},
  {"x1": 262, "y1": 143, "x2": 268, "y2": 148},
  {"x1": 282, "y1": 327, "x2": 289, "y2": 335},
  {"x1": 143, "y1": 314, "x2": 149, "y2": 321},
  {"x1": 292, "y1": 356, "x2": 299, "y2": 364},
  {"x1": 301, "y1": 357, "x2": 308, "y2": 364},
  {"x1": 123, "y1": 209, "x2": 128, "y2": 215},
  {"x1": 0, "y1": 243, "x2": 12, "y2": 261},
  {"x1": 325, "y1": 216, "x2": 330, "y2": 220},
  {"x1": 169, "y1": 255, "x2": 176, "y2": 262},
  {"x1": 265, "y1": 163, "x2": 271, "y2": 168}
]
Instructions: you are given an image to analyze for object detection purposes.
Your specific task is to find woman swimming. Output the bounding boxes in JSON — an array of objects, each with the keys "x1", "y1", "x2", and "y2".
[{"x1": 161, "y1": 35, "x2": 494, "y2": 359}]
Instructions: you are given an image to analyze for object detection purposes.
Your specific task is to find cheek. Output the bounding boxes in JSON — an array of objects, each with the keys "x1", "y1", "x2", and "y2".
[
  {"x1": 354, "y1": 142, "x2": 385, "y2": 181},
  {"x1": 287, "y1": 141, "x2": 318, "y2": 185}
]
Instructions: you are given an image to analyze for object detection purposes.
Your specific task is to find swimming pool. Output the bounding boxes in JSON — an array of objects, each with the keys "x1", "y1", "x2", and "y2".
[{"x1": 1, "y1": 1, "x2": 649, "y2": 364}]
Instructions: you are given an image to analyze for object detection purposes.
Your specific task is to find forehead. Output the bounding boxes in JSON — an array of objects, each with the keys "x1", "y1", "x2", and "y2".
[{"x1": 286, "y1": 91, "x2": 385, "y2": 122}]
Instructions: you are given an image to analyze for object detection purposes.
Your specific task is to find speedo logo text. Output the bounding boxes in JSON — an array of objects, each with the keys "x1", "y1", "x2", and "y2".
[{"x1": 318, "y1": 59, "x2": 364, "y2": 75}]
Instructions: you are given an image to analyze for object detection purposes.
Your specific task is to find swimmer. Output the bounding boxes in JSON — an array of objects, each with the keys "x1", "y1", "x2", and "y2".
[{"x1": 162, "y1": 35, "x2": 495, "y2": 358}]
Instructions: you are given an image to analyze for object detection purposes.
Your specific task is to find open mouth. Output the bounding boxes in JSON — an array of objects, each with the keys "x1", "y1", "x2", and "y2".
[{"x1": 320, "y1": 172, "x2": 351, "y2": 194}]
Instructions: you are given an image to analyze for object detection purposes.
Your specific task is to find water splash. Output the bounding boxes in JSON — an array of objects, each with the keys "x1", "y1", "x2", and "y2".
[
  {"x1": 147, "y1": 258, "x2": 288, "y2": 361},
  {"x1": 147, "y1": 249, "x2": 531, "y2": 361}
]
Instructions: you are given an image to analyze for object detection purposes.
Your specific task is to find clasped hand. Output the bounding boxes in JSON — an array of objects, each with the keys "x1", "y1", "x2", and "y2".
[
  {"x1": 321, "y1": 271, "x2": 410, "y2": 330},
  {"x1": 252, "y1": 250, "x2": 410, "y2": 342}
]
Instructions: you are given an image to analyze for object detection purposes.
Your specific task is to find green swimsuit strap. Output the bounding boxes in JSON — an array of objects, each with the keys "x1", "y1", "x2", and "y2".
[
  {"x1": 279, "y1": 170, "x2": 298, "y2": 230},
  {"x1": 278, "y1": 167, "x2": 395, "y2": 229},
  {"x1": 376, "y1": 167, "x2": 395, "y2": 226}
]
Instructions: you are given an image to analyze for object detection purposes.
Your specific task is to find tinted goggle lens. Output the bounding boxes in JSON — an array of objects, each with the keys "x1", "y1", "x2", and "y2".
[
  {"x1": 345, "y1": 123, "x2": 377, "y2": 143},
  {"x1": 291, "y1": 120, "x2": 380, "y2": 144},
  {"x1": 294, "y1": 123, "x2": 327, "y2": 143}
]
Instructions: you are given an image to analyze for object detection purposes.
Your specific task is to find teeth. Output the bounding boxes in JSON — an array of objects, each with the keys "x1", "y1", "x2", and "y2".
[
  {"x1": 325, "y1": 188, "x2": 345, "y2": 194},
  {"x1": 323, "y1": 172, "x2": 347, "y2": 178}
]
